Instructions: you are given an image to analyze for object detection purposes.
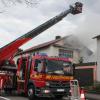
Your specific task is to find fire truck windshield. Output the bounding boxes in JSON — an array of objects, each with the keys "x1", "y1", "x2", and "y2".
[{"x1": 46, "y1": 60, "x2": 73, "y2": 76}]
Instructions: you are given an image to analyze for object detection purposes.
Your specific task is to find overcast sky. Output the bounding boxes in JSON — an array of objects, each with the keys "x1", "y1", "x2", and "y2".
[{"x1": 0, "y1": 0, "x2": 100, "y2": 53}]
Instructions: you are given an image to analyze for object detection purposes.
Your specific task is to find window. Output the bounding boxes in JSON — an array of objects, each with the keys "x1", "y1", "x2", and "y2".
[
  {"x1": 59, "y1": 49, "x2": 73, "y2": 58},
  {"x1": 46, "y1": 60, "x2": 73, "y2": 75},
  {"x1": 34, "y1": 60, "x2": 43, "y2": 72}
]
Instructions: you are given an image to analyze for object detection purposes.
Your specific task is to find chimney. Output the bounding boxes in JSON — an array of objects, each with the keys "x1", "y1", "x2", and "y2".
[{"x1": 55, "y1": 36, "x2": 61, "y2": 40}]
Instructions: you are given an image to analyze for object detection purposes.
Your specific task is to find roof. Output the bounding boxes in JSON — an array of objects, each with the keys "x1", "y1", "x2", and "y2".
[
  {"x1": 16, "y1": 36, "x2": 66, "y2": 56},
  {"x1": 53, "y1": 44, "x2": 74, "y2": 51},
  {"x1": 93, "y1": 35, "x2": 100, "y2": 39}
]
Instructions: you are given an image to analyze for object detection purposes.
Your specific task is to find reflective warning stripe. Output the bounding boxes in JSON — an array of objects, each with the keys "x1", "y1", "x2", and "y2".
[{"x1": 0, "y1": 79, "x2": 3, "y2": 89}]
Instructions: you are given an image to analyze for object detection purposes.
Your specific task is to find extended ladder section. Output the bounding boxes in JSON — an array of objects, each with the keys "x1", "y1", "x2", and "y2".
[{"x1": 0, "y1": 2, "x2": 83, "y2": 65}]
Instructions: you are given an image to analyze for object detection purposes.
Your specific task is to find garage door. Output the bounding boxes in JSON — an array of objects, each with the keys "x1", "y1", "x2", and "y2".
[{"x1": 75, "y1": 68, "x2": 93, "y2": 86}]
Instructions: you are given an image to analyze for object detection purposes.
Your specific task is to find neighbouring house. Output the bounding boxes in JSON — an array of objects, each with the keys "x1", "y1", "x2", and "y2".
[{"x1": 93, "y1": 35, "x2": 100, "y2": 82}]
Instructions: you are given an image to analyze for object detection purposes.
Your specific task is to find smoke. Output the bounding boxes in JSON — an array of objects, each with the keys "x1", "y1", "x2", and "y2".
[
  {"x1": 62, "y1": 0, "x2": 100, "y2": 53},
  {"x1": 73, "y1": 5, "x2": 100, "y2": 52}
]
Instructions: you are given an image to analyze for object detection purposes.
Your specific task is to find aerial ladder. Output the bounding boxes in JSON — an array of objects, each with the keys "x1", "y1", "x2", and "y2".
[{"x1": 0, "y1": 2, "x2": 83, "y2": 66}]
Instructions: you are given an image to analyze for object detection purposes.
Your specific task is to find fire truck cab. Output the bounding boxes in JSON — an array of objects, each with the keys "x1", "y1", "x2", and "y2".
[{"x1": 17, "y1": 53, "x2": 74, "y2": 100}]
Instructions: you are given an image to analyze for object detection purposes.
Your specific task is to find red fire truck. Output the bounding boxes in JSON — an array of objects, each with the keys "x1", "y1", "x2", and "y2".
[
  {"x1": 17, "y1": 54, "x2": 74, "y2": 99},
  {"x1": 0, "y1": 2, "x2": 83, "y2": 99}
]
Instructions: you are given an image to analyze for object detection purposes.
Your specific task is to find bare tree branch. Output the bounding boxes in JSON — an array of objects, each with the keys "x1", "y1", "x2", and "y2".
[
  {"x1": 1, "y1": 0, "x2": 41, "y2": 7},
  {"x1": 16, "y1": 0, "x2": 23, "y2": 3},
  {"x1": 0, "y1": 0, "x2": 43, "y2": 13}
]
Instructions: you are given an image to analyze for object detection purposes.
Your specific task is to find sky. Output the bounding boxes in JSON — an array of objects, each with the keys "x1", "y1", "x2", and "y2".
[{"x1": 0, "y1": 0, "x2": 100, "y2": 53}]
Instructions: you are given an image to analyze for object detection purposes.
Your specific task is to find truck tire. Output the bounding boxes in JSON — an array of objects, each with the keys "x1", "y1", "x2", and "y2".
[
  {"x1": 4, "y1": 88, "x2": 12, "y2": 94},
  {"x1": 28, "y1": 85, "x2": 35, "y2": 100}
]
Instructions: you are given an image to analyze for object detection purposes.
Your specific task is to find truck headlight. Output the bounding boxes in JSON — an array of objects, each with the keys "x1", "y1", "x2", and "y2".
[
  {"x1": 46, "y1": 82, "x2": 50, "y2": 86},
  {"x1": 43, "y1": 90, "x2": 50, "y2": 93}
]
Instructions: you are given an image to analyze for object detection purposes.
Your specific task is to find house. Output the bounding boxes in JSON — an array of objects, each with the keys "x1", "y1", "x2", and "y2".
[
  {"x1": 93, "y1": 35, "x2": 100, "y2": 82},
  {"x1": 15, "y1": 35, "x2": 93, "y2": 64}
]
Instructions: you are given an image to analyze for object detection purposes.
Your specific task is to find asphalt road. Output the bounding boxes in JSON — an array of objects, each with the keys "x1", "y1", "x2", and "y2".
[
  {"x1": 0, "y1": 96, "x2": 28, "y2": 100},
  {"x1": 0, "y1": 96, "x2": 69, "y2": 100},
  {"x1": 1, "y1": 96, "x2": 96, "y2": 100},
  {"x1": 1, "y1": 93, "x2": 100, "y2": 100},
  {"x1": 0, "y1": 96, "x2": 92, "y2": 100},
  {"x1": 85, "y1": 93, "x2": 100, "y2": 100}
]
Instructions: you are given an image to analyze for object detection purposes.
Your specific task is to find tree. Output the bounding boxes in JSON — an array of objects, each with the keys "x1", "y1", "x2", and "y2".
[
  {"x1": 0, "y1": 0, "x2": 43, "y2": 13},
  {"x1": 79, "y1": 57, "x2": 84, "y2": 63},
  {"x1": 0, "y1": 0, "x2": 42, "y2": 7}
]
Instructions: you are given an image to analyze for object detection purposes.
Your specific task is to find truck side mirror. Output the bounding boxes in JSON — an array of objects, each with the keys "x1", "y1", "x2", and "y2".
[{"x1": 34, "y1": 66, "x2": 37, "y2": 71}]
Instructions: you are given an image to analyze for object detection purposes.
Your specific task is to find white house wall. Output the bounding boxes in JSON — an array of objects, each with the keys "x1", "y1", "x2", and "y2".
[
  {"x1": 49, "y1": 46, "x2": 59, "y2": 56},
  {"x1": 27, "y1": 46, "x2": 58, "y2": 56},
  {"x1": 39, "y1": 46, "x2": 59, "y2": 56},
  {"x1": 55, "y1": 39, "x2": 64, "y2": 45},
  {"x1": 37, "y1": 47, "x2": 51, "y2": 56},
  {"x1": 73, "y1": 50, "x2": 80, "y2": 64},
  {"x1": 97, "y1": 38, "x2": 100, "y2": 81}
]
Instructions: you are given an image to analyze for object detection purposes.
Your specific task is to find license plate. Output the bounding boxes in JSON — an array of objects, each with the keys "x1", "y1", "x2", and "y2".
[{"x1": 57, "y1": 89, "x2": 64, "y2": 92}]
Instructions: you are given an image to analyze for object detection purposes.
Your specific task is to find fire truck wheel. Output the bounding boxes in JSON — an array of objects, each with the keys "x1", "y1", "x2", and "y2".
[{"x1": 28, "y1": 85, "x2": 35, "y2": 100}]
